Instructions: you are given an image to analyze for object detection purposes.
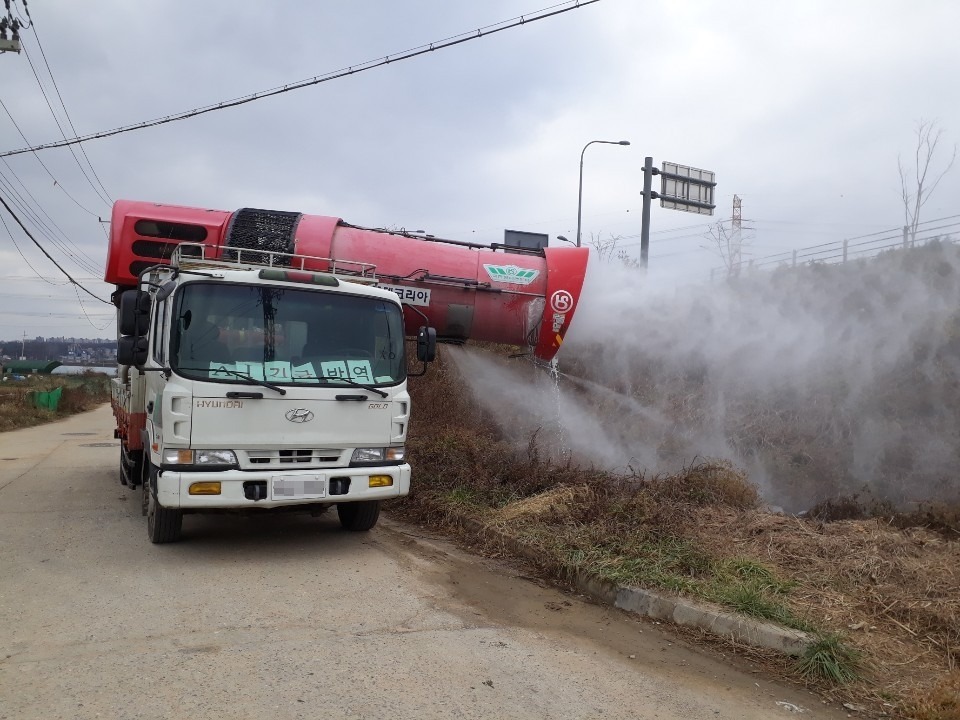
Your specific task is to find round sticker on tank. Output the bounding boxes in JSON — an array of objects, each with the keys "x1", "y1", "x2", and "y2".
[{"x1": 550, "y1": 290, "x2": 573, "y2": 314}]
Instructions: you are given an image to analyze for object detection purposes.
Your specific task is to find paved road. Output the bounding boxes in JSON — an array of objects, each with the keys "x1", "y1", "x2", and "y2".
[{"x1": 0, "y1": 406, "x2": 847, "y2": 720}]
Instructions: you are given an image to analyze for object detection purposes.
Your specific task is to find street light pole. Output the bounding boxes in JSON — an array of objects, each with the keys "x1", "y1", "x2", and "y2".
[{"x1": 576, "y1": 139, "x2": 630, "y2": 247}]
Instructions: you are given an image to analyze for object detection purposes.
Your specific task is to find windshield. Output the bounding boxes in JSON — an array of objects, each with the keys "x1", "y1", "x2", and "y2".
[{"x1": 170, "y1": 282, "x2": 406, "y2": 386}]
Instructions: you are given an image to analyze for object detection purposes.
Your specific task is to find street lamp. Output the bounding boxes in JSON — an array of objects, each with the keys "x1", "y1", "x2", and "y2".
[{"x1": 576, "y1": 139, "x2": 630, "y2": 247}]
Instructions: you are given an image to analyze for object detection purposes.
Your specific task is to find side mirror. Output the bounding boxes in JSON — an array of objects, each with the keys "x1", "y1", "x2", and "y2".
[
  {"x1": 119, "y1": 289, "x2": 152, "y2": 337},
  {"x1": 117, "y1": 335, "x2": 149, "y2": 367},
  {"x1": 416, "y1": 326, "x2": 437, "y2": 363}
]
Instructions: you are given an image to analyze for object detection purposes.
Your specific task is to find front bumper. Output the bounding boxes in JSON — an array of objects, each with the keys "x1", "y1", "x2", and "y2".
[{"x1": 156, "y1": 464, "x2": 411, "y2": 509}]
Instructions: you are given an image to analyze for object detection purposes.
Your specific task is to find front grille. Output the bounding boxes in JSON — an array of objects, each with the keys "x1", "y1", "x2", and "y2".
[
  {"x1": 279, "y1": 449, "x2": 312, "y2": 464},
  {"x1": 242, "y1": 449, "x2": 344, "y2": 468}
]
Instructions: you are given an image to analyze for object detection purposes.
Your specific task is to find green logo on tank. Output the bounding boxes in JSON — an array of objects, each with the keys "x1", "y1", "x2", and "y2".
[{"x1": 483, "y1": 264, "x2": 540, "y2": 286}]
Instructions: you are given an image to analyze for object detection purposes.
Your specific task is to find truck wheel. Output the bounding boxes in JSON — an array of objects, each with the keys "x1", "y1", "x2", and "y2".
[
  {"x1": 146, "y1": 465, "x2": 183, "y2": 543},
  {"x1": 337, "y1": 500, "x2": 380, "y2": 531}
]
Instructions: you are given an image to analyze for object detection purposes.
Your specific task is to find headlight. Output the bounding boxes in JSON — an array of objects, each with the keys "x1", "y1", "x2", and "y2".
[
  {"x1": 350, "y1": 446, "x2": 405, "y2": 464},
  {"x1": 162, "y1": 448, "x2": 238, "y2": 468},
  {"x1": 196, "y1": 449, "x2": 239, "y2": 465}
]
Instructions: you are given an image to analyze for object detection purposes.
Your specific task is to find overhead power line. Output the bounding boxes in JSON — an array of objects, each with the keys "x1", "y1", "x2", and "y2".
[
  {"x1": 0, "y1": 192, "x2": 110, "y2": 304},
  {"x1": 72, "y1": 282, "x2": 114, "y2": 331},
  {"x1": 0, "y1": 98, "x2": 103, "y2": 218},
  {"x1": 0, "y1": 162, "x2": 103, "y2": 275},
  {"x1": 0, "y1": 175, "x2": 97, "y2": 280},
  {"x1": 0, "y1": 0, "x2": 601, "y2": 158},
  {"x1": 11, "y1": 0, "x2": 32, "y2": 28},
  {"x1": 18, "y1": 41, "x2": 112, "y2": 206},
  {"x1": 0, "y1": 208, "x2": 63, "y2": 285},
  {"x1": 25, "y1": 20, "x2": 114, "y2": 203}
]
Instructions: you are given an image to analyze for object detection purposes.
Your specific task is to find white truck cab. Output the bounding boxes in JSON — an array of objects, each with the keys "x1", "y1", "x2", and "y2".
[{"x1": 113, "y1": 244, "x2": 436, "y2": 543}]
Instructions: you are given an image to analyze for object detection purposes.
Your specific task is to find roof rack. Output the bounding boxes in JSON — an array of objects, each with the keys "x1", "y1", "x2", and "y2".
[{"x1": 170, "y1": 243, "x2": 378, "y2": 281}]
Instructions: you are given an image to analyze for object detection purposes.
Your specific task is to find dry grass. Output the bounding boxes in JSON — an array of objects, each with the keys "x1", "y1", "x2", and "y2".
[
  {"x1": 497, "y1": 485, "x2": 586, "y2": 522},
  {"x1": 909, "y1": 671, "x2": 960, "y2": 720},
  {"x1": 693, "y1": 508, "x2": 960, "y2": 713},
  {"x1": 0, "y1": 372, "x2": 111, "y2": 431},
  {"x1": 395, "y1": 345, "x2": 960, "y2": 718}
]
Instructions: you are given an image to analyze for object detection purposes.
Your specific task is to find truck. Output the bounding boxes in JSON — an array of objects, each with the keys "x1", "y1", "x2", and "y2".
[{"x1": 107, "y1": 201, "x2": 588, "y2": 543}]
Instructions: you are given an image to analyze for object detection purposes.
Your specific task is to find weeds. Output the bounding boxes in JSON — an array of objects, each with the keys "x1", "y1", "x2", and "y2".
[
  {"x1": 714, "y1": 583, "x2": 811, "y2": 631},
  {"x1": 557, "y1": 534, "x2": 714, "y2": 592},
  {"x1": 720, "y1": 558, "x2": 790, "y2": 592},
  {"x1": 648, "y1": 459, "x2": 759, "y2": 510},
  {"x1": 794, "y1": 633, "x2": 862, "y2": 684},
  {"x1": 446, "y1": 486, "x2": 483, "y2": 508}
]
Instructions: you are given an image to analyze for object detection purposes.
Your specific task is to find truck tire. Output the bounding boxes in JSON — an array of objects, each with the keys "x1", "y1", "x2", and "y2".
[
  {"x1": 145, "y1": 463, "x2": 183, "y2": 543},
  {"x1": 337, "y1": 500, "x2": 380, "y2": 531}
]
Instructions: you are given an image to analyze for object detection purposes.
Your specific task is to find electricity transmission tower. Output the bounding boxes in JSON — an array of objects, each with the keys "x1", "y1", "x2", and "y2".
[{"x1": 731, "y1": 194, "x2": 743, "y2": 270}]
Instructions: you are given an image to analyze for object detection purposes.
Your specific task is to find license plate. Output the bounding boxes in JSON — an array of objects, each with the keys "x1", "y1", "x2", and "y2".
[{"x1": 271, "y1": 475, "x2": 326, "y2": 500}]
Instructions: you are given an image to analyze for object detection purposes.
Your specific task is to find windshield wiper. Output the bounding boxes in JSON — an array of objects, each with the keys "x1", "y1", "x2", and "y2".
[
  {"x1": 217, "y1": 368, "x2": 287, "y2": 395},
  {"x1": 178, "y1": 367, "x2": 287, "y2": 395},
  {"x1": 311, "y1": 375, "x2": 389, "y2": 399}
]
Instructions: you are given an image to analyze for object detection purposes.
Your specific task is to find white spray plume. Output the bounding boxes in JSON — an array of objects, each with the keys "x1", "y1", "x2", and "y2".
[{"x1": 448, "y1": 241, "x2": 960, "y2": 511}]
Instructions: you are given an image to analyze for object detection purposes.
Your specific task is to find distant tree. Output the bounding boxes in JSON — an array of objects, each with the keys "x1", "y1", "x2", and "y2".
[
  {"x1": 703, "y1": 221, "x2": 744, "y2": 276},
  {"x1": 587, "y1": 231, "x2": 619, "y2": 262},
  {"x1": 587, "y1": 232, "x2": 640, "y2": 268},
  {"x1": 898, "y1": 119, "x2": 957, "y2": 243}
]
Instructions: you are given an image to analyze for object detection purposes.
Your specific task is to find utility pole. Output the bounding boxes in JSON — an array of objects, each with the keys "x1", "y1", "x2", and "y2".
[{"x1": 639, "y1": 156, "x2": 654, "y2": 268}]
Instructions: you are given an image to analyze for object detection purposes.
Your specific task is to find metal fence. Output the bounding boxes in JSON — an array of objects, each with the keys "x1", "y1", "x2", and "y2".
[{"x1": 711, "y1": 214, "x2": 960, "y2": 279}]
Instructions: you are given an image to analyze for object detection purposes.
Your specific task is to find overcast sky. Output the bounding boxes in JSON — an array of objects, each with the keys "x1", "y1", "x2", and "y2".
[{"x1": 1, "y1": 0, "x2": 958, "y2": 339}]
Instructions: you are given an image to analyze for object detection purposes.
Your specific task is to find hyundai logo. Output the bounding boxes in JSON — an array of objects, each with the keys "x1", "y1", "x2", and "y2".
[{"x1": 285, "y1": 408, "x2": 314, "y2": 423}]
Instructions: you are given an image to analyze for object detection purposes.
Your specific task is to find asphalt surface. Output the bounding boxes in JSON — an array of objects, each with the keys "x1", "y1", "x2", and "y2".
[{"x1": 0, "y1": 405, "x2": 849, "y2": 719}]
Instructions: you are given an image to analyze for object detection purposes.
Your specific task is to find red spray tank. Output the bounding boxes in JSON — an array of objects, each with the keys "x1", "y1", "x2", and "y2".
[{"x1": 104, "y1": 200, "x2": 588, "y2": 362}]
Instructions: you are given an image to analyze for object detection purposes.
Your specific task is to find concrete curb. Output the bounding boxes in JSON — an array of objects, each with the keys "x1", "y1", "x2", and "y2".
[{"x1": 458, "y1": 515, "x2": 812, "y2": 657}]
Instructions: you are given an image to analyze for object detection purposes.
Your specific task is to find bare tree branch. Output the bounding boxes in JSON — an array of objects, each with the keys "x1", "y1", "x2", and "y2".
[
  {"x1": 587, "y1": 231, "x2": 618, "y2": 262},
  {"x1": 587, "y1": 232, "x2": 639, "y2": 268},
  {"x1": 899, "y1": 119, "x2": 957, "y2": 242},
  {"x1": 703, "y1": 221, "x2": 743, "y2": 275}
]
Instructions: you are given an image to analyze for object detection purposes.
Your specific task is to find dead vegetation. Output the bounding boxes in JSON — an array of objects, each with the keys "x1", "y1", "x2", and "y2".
[
  {"x1": 395, "y1": 346, "x2": 960, "y2": 719},
  {"x1": 0, "y1": 372, "x2": 112, "y2": 432}
]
